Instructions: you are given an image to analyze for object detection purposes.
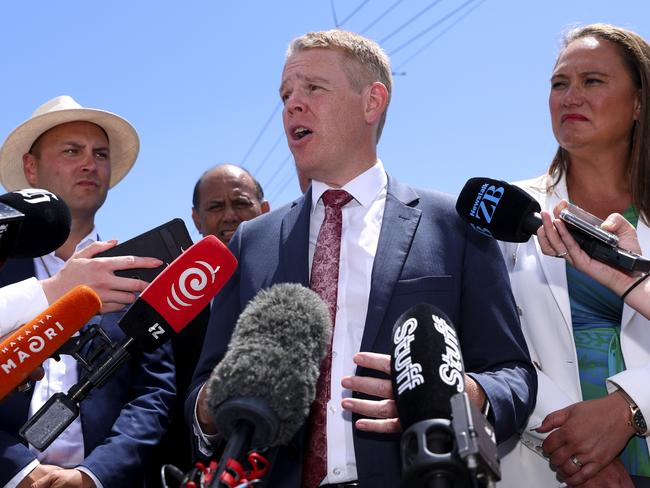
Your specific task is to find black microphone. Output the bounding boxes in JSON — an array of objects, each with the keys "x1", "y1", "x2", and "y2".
[
  {"x1": 392, "y1": 303, "x2": 470, "y2": 488},
  {"x1": 205, "y1": 283, "x2": 331, "y2": 487},
  {"x1": 455, "y1": 177, "x2": 650, "y2": 273},
  {"x1": 0, "y1": 188, "x2": 71, "y2": 264},
  {"x1": 20, "y1": 236, "x2": 237, "y2": 451}
]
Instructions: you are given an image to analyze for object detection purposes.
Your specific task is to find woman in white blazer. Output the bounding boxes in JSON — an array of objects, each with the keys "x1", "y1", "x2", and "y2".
[{"x1": 498, "y1": 24, "x2": 650, "y2": 488}]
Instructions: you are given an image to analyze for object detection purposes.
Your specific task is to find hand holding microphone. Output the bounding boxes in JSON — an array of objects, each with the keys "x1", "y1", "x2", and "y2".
[
  {"x1": 538, "y1": 200, "x2": 650, "y2": 318},
  {"x1": 456, "y1": 177, "x2": 650, "y2": 273},
  {"x1": 20, "y1": 235, "x2": 237, "y2": 451}
]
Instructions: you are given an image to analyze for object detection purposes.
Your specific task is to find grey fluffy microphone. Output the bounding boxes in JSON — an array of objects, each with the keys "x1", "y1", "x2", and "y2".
[{"x1": 205, "y1": 283, "x2": 331, "y2": 485}]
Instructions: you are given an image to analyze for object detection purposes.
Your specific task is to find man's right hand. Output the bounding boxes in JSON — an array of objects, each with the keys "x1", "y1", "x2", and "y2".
[
  {"x1": 17, "y1": 464, "x2": 62, "y2": 488},
  {"x1": 41, "y1": 240, "x2": 162, "y2": 313},
  {"x1": 196, "y1": 384, "x2": 218, "y2": 435}
]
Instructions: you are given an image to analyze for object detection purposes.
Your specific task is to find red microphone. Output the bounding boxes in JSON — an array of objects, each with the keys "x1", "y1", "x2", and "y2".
[
  {"x1": 21, "y1": 235, "x2": 238, "y2": 451},
  {"x1": 119, "y1": 234, "x2": 238, "y2": 351},
  {"x1": 0, "y1": 285, "x2": 101, "y2": 400}
]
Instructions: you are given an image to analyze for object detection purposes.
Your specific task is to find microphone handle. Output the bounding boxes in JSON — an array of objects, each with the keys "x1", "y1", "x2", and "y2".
[
  {"x1": 210, "y1": 419, "x2": 254, "y2": 488},
  {"x1": 19, "y1": 336, "x2": 135, "y2": 451},
  {"x1": 69, "y1": 336, "x2": 134, "y2": 403}
]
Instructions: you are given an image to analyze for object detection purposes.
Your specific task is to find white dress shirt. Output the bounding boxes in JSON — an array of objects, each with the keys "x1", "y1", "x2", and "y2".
[
  {"x1": 309, "y1": 161, "x2": 387, "y2": 485},
  {"x1": 5, "y1": 230, "x2": 103, "y2": 488},
  {"x1": 192, "y1": 162, "x2": 388, "y2": 483}
]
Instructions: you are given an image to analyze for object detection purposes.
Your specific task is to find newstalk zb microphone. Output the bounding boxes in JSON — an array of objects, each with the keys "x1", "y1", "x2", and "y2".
[{"x1": 455, "y1": 177, "x2": 650, "y2": 273}]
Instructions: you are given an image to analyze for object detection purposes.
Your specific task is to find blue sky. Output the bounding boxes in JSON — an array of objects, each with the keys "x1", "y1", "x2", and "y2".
[{"x1": 1, "y1": 1, "x2": 648, "y2": 243}]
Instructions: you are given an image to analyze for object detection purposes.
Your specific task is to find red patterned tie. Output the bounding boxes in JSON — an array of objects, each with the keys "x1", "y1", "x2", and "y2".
[{"x1": 302, "y1": 189, "x2": 353, "y2": 488}]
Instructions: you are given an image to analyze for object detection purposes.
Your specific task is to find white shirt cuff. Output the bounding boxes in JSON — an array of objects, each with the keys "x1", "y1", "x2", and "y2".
[
  {"x1": 0, "y1": 277, "x2": 49, "y2": 339},
  {"x1": 75, "y1": 466, "x2": 102, "y2": 488},
  {"x1": 3, "y1": 459, "x2": 39, "y2": 488},
  {"x1": 193, "y1": 384, "x2": 221, "y2": 457}
]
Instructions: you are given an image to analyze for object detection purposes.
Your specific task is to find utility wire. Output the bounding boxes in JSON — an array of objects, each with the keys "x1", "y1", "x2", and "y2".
[
  {"x1": 393, "y1": 0, "x2": 486, "y2": 71},
  {"x1": 263, "y1": 153, "x2": 293, "y2": 194},
  {"x1": 251, "y1": 131, "x2": 285, "y2": 176},
  {"x1": 268, "y1": 158, "x2": 299, "y2": 202},
  {"x1": 339, "y1": 0, "x2": 371, "y2": 27},
  {"x1": 240, "y1": 101, "x2": 282, "y2": 166},
  {"x1": 380, "y1": 0, "x2": 445, "y2": 44},
  {"x1": 330, "y1": 0, "x2": 340, "y2": 27},
  {"x1": 360, "y1": 0, "x2": 404, "y2": 34},
  {"x1": 270, "y1": 171, "x2": 298, "y2": 203},
  {"x1": 389, "y1": 0, "x2": 478, "y2": 56}
]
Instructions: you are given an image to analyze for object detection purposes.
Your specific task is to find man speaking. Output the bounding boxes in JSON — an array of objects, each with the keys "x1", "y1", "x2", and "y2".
[{"x1": 187, "y1": 30, "x2": 536, "y2": 487}]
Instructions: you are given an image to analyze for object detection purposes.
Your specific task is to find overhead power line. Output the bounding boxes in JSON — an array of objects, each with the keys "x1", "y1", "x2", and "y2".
[
  {"x1": 240, "y1": 101, "x2": 282, "y2": 166},
  {"x1": 251, "y1": 131, "x2": 285, "y2": 176},
  {"x1": 393, "y1": 0, "x2": 487, "y2": 71},
  {"x1": 339, "y1": 0, "x2": 371, "y2": 27},
  {"x1": 361, "y1": 0, "x2": 404, "y2": 34},
  {"x1": 389, "y1": 0, "x2": 479, "y2": 56},
  {"x1": 380, "y1": 0, "x2": 445, "y2": 44},
  {"x1": 330, "y1": 0, "x2": 340, "y2": 27}
]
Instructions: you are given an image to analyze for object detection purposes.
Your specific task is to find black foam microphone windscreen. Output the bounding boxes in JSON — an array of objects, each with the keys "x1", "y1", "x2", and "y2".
[
  {"x1": 206, "y1": 283, "x2": 332, "y2": 448},
  {"x1": 391, "y1": 303, "x2": 466, "y2": 429},
  {"x1": 455, "y1": 177, "x2": 541, "y2": 243},
  {"x1": 0, "y1": 189, "x2": 71, "y2": 258}
]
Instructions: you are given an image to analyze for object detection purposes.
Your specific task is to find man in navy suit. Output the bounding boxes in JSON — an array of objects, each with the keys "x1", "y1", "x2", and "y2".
[
  {"x1": 186, "y1": 30, "x2": 536, "y2": 487},
  {"x1": 0, "y1": 96, "x2": 175, "y2": 488}
]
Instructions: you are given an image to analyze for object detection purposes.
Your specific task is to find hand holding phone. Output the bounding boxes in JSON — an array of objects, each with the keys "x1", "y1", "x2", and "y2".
[{"x1": 559, "y1": 204, "x2": 619, "y2": 247}]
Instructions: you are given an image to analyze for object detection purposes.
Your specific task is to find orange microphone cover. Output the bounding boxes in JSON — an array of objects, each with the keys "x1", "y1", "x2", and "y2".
[{"x1": 0, "y1": 285, "x2": 101, "y2": 400}]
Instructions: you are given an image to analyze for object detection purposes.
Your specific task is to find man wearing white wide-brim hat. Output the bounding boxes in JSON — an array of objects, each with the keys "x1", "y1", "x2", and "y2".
[{"x1": 0, "y1": 96, "x2": 175, "y2": 488}]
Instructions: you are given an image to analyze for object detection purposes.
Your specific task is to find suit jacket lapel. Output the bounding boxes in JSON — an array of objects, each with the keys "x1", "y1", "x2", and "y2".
[
  {"x1": 535, "y1": 177, "x2": 573, "y2": 332},
  {"x1": 360, "y1": 176, "x2": 421, "y2": 352},
  {"x1": 280, "y1": 190, "x2": 312, "y2": 287}
]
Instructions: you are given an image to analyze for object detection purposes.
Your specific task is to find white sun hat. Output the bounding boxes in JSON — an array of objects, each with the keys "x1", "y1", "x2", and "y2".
[{"x1": 0, "y1": 95, "x2": 140, "y2": 191}]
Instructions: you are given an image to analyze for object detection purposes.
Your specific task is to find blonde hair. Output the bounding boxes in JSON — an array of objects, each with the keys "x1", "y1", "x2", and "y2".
[{"x1": 286, "y1": 29, "x2": 392, "y2": 141}]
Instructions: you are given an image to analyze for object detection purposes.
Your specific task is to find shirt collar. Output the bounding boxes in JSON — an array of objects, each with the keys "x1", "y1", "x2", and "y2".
[
  {"x1": 41, "y1": 227, "x2": 99, "y2": 260},
  {"x1": 311, "y1": 160, "x2": 387, "y2": 209}
]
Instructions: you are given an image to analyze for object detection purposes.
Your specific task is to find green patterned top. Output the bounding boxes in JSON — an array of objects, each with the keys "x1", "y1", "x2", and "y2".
[{"x1": 568, "y1": 206, "x2": 649, "y2": 477}]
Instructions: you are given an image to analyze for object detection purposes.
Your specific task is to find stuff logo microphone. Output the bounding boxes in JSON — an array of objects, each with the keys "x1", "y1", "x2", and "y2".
[{"x1": 392, "y1": 303, "x2": 470, "y2": 487}]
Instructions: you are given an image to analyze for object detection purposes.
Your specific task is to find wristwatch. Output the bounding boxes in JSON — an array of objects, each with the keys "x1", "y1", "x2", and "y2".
[{"x1": 618, "y1": 389, "x2": 648, "y2": 436}]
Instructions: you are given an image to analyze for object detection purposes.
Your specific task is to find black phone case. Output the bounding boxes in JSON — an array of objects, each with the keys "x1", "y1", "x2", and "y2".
[{"x1": 95, "y1": 218, "x2": 193, "y2": 281}]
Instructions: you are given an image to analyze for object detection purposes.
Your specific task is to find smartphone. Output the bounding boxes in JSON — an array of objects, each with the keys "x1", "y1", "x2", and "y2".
[
  {"x1": 559, "y1": 204, "x2": 619, "y2": 247},
  {"x1": 95, "y1": 218, "x2": 193, "y2": 281}
]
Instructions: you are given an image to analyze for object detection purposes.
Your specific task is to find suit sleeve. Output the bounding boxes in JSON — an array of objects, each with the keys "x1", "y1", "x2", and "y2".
[
  {"x1": 185, "y1": 226, "x2": 244, "y2": 448},
  {"x1": 77, "y1": 342, "x2": 176, "y2": 486},
  {"x1": 0, "y1": 431, "x2": 37, "y2": 486},
  {"x1": 459, "y1": 228, "x2": 537, "y2": 442}
]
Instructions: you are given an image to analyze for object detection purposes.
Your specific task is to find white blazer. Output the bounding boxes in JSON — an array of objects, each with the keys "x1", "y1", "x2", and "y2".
[{"x1": 497, "y1": 174, "x2": 650, "y2": 487}]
